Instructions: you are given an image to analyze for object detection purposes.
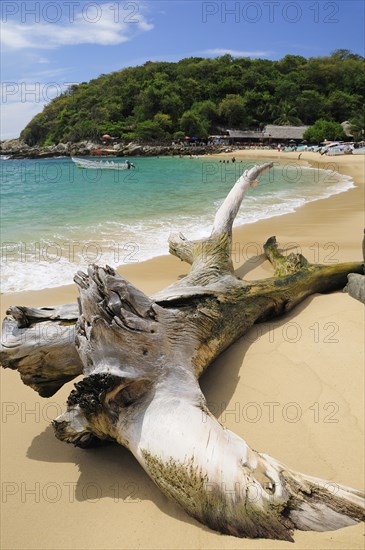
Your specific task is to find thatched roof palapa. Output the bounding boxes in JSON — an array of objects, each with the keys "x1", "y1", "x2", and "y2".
[
  {"x1": 226, "y1": 130, "x2": 263, "y2": 139},
  {"x1": 263, "y1": 125, "x2": 309, "y2": 140}
]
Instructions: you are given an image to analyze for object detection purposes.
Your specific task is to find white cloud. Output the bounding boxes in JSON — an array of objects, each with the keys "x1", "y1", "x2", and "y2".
[
  {"x1": 1, "y1": 101, "x2": 45, "y2": 139},
  {"x1": 1, "y1": 25, "x2": 34, "y2": 49},
  {"x1": 33, "y1": 56, "x2": 51, "y2": 65},
  {"x1": 1, "y1": 2, "x2": 153, "y2": 50},
  {"x1": 201, "y1": 49, "x2": 272, "y2": 58}
]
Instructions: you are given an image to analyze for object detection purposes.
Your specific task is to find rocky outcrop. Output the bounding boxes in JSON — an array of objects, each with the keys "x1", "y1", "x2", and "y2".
[
  {"x1": 1, "y1": 139, "x2": 30, "y2": 157},
  {"x1": 1, "y1": 139, "x2": 73, "y2": 159},
  {"x1": 0, "y1": 139, "x2": 227, "y2": 159}
]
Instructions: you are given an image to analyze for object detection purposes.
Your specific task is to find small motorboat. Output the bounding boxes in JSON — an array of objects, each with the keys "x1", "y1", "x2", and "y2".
[{"x1": 71, "y1": 157, "x2": 135, "y2": 170}]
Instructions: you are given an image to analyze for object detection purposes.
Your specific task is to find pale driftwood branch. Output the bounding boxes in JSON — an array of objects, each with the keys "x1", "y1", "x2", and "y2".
[
  {"x1": 6, "y1": 303, "x2": 78, "y2": 328},
  {"x1": 1, "y1": 163, "x2": 364, "y2": 540},
  {"x1": 212, "y1": 162, "x2": 273, "y2": 236},
  {"x1": 168, "y1": 232, "x2": 195, "y2": 264},
  {"x1": 1, "y1": 304, "x2": 81, "y2": 396}
]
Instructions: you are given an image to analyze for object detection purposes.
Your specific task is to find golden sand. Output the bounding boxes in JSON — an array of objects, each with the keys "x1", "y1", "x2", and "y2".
[{"x1": 1, "y1": 151, "x2": 364, "y2": 549}]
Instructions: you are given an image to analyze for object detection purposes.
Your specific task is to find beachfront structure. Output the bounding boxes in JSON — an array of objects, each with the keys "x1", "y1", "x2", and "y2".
[
  {"x1": 226, "y1": 129, "x2": 263, "y2": 143},
  {"x1": 208, "y1": 131, "x2": 262, "y2": 146},
  {"x1": 210, "y1": 125, "x2": 310, "y2": 146},
  {"x1": 263, "y1": 125, "x2": 309, "y2": 142}
]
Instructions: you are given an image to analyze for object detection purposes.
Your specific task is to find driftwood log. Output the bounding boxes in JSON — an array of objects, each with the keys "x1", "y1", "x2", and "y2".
[{"x1": 1, "y1": 163, "x2": 364, "y2": 541}]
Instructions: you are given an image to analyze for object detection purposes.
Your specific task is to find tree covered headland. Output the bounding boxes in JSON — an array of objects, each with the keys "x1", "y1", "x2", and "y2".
[{"x1": 20, "y1": 50, "x2": 365, "y2": 146}]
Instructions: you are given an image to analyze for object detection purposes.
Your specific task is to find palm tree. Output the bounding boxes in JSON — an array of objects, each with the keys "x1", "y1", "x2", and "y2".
[{"x1": 273, "y1": 101, "x2": 303, "y2": 126}]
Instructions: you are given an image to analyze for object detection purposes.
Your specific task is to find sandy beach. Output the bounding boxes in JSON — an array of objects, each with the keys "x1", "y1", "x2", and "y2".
[{"x1": 1, "y1": 150, "x2": 364, "y2": 549}]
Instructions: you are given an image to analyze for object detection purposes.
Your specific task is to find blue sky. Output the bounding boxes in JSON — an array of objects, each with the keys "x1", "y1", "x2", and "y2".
[{"x1": 1, "y1": 0, "x2": 364, "y2": 139}]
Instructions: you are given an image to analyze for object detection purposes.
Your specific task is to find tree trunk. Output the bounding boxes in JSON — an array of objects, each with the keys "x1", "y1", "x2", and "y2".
[{"x1": 1, "y1": 163, "x2": 364, "y2": 540}]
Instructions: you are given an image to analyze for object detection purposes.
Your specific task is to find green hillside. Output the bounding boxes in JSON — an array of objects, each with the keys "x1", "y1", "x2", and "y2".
[{"x1": 20, "y1": 50, "x2": 364, "y2": 146}]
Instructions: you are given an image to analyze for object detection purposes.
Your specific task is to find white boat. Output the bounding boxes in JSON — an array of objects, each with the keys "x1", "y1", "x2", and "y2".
[
  {"x1": 352, "y1": 147, "x2": 365, "y2": 155},
  {"x1": 325, "y1": 146, "x2": 346, "y2": 156},
  {"x1": 71, "y1": 157, "x2": 135, "y2": 170},
  {"x1": 325, "y1": 143, "x2": 353, "y2": 156}
]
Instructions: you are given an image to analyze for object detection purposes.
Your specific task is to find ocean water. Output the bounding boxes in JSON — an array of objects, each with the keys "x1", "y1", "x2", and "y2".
[{"x1": 0, "y1": 156, "x2": 354, "y2": 293}]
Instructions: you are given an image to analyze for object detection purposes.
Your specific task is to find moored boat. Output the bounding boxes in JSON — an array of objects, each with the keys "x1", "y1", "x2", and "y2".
[{"x1": 71, "y1": 157, "x2": 135, "y2": 170}]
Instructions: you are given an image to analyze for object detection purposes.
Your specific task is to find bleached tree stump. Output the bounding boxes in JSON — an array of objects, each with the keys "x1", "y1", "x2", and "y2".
[{"x1": 1, "y1": 163, "x2": 364, "y2": 540}]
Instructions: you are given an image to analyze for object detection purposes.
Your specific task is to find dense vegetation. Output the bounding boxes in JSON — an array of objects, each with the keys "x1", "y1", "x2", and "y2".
[
  {"x1": 20, "y1": 50, "x2": 365, "y2": 145},
  {"x1": 303, "y1": 120, "x2": 346, "y2": 143}
]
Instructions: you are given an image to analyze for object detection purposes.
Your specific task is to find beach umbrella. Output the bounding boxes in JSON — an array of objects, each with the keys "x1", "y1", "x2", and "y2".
[
  {"x1": 102, "y1": 134, "x2": 111, "y2": 139},
  {"x1": 184, "y1": 136, "x2": 191, "y2": 140}
]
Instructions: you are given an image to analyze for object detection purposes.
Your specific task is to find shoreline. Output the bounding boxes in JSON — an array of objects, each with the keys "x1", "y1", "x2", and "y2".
[
  {"x1": 1, "y1": 150, "x2": 363, "y2": 303},
  {"x1": 1, "y1": 149, "x2": 364, "y2": 550}
]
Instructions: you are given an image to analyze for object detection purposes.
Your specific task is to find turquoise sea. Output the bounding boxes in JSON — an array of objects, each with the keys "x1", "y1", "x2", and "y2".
[{"x1": 0, "y1": 156, "x2": 354, "y2": 293}]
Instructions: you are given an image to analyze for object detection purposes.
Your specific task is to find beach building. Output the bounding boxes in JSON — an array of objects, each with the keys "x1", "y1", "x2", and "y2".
[
  {"x1": 210, "y1": 125, "x2": 309, "y2": 146},
  {"x1": 263, "y1": 125, "x2": 309, "y2": 143},
  {"x1": 226, "y1": 129, "x2": 263, "y2": 145}
]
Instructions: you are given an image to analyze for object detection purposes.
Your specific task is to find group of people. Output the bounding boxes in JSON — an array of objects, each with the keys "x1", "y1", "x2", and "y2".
[{"x1": 219, "y1": 157, "x2": 236, "y2": 163}]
